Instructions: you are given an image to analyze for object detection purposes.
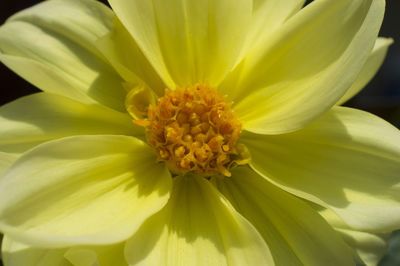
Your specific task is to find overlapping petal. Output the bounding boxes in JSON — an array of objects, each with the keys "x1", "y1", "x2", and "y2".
[
  {"x1": 96, "y1": 20, "x2": 166, "y2": 96},
  {"x1": 337, "y1": 37, "x2": 393, "y2": 105},
  {"x1": 125, "y1": 175, "x2": 273, "y2": 266},
  {"x1": 0, "y1": 136, "x2": 172, "y2": 247},
  {"x1": 0, "y1": 93, "x2": 141, "y2": 154},
  {"x1": 0, "y1": 0, "x2": 397, "y2": 265},
  {"x1": 0, "y1": 152, "x2": 18, "y2": 176},
  {"x1": 243, "y1": 0, "x2": 305, "y2": 52},
  {"x1": 108, "y1": 0, "x2": 252, "y2": 88},
  {"x1": 2, "y1": 236, "x2": 67, "y2": 266},
  {"x1": 317, "y1": 207, "x2": 389, "y2": 266},
  {"x1": 229, "y1": 0, "x2": 385, "y2": 134},
  {"x1": 338, "y1": 229, "x2": 388, "y2": 265},
  {"x1": 213, "y1": 167, "x2": 354, "y2": 266},
  {"x1": 64, "y1": 245, "x2": 126, "y2": 266},
  {"x1": 243, "y1": 106, "x2": 400, "y2": 232},
  {"x1": 0, "y1": 0, "x2": 126, "y2": 111},
  {"x1": 2, "y1": 236, "x2": 126, "y2": 266}
]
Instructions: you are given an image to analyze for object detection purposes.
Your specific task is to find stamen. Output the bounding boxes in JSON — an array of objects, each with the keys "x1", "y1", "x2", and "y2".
[{"x1": 131, "y1": 84, "x2": 249, "y2": 177}]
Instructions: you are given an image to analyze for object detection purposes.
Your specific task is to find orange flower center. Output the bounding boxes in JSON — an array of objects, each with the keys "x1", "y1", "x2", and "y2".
[{"x1": 136, "y1": 84, "x2": 248, "y2": 177}]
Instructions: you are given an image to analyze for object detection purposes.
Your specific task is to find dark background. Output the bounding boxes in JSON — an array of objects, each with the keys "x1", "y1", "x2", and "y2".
[{"x1": 0, "y1": 1, "x2": 399, "y2": 266}]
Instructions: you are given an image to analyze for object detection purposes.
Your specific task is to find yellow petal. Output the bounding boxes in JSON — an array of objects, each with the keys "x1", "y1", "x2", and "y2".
[
  {"x1": 0, "y1": 135, "x2": 172, "y2": 247},
  {"x1": 64, "y1": 244, "x2": 126, "y2": 266},
  {"x1": 213, "y1": 167, "x2": 354, "y2": 266},
  {"x1": 337, "y1": 37, "x2": 393, "y2": 105},
  {"x1": 96, "y1": 20, "x2": 165, "y2": 96},
  {"x1": 232, "y1": 0, "x2": 385, "y2": 134},
  {"x1": 2, "y1": 236, "x2": 127, "y2": 266},
  {"x1": 244, "y1": 0, "x2": 305, "y2": 50},
  {"x1": 0, "y1": 0, "x2": 126, "y2": 111},
  {"x1": 64, "y1": 249, "x2": 97, "y2": 266},
  {"x1": 108, "y1": 0, "x2": 252, "y2": 87},
  {"x1": 0, "y1": 152, "x2": 18, "y2": 176},
  {"x1": 125, "y1": 175, "x2": 273, "y2": 266},
  {"x1": 243, "y1": 106, "x2": 400, "y2": 232},
  {"x1": 338, "y1": 229, "x2": 388, "y2": 266},
  {"x1": 2, "y1": 236, "x2": 68, "y2": 266},
  {"x1": 219, "y1": 0, "x2": 305, "y2": 97},
  {"x1": 318, "y1": 207, "x2": 389, "y2": 266},
  {"x1": 0, "y1": 93, "x2": 141, "y2": 154}
]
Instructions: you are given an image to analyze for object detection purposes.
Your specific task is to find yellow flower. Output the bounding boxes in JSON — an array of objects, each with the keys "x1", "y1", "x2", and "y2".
[{"x1": 0, "y1": 0, "x2": 399, "y2": 265}]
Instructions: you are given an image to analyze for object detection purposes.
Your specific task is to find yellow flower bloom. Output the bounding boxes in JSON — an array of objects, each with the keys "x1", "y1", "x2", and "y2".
[{"x1": 0, "y1": 0, "x2": 399, "y2": 265}]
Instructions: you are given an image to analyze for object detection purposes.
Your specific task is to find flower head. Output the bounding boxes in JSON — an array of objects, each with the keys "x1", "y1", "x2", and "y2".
[
  {"x1": 137, "y1": 84, "x2": 247, "y2": 177},
  {"x1": 0, "y1": 0, "x2": 399, "y2": 265}
]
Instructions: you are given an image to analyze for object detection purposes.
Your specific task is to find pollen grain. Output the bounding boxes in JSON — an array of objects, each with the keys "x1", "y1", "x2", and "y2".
[{"x1": 139, "y1": 84, "x2": 246, "y2": 177}]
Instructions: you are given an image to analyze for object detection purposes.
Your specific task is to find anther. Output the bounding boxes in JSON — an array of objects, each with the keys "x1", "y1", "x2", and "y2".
[{"x1": 137, "y1": 84, "x2": 245, "y2": 177}]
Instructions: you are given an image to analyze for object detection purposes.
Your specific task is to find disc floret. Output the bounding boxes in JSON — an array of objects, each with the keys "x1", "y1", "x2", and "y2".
[{"x1": 139, "y1": 84, "x2": 246, "y2": 177}]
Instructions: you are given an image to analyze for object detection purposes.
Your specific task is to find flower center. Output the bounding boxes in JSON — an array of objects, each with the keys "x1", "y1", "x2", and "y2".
[{"x1": 133, "y1": 84, "x2": 248, "y2": 177}]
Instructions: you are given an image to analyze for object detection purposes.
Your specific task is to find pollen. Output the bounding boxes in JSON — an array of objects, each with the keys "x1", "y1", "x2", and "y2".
[{"x1": 137, "y1": 84, "x2": 247, "y2": 177}]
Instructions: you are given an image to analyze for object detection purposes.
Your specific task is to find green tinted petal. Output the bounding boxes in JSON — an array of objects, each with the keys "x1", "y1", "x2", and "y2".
[
  {"x1": 0, "y1": 93, "x2": 141, "y2": 154},
  {"x1": 244, "y1": 0, "x2": 304, "y2": 49},
  {"x1": 65, "y1": 244, "x2": 126, "y2": 266},
  {"x1": 337, "y1": 37, "x2": 393, "y2": 105},
  {"x1": 219, "y1": 0, "x2": 304, "y2": 97},
  {"x1": 2, "y1": 236, "x2": 127, "y2": 266},
  {"x1": 0, "y1": 135, "x2": 172, "y2": 247},
  {"x1": 125, "y1": 175, "x2": 273, "y2": 266},
  {"x1": 214, "y1": 167, "x2": 354, "y2": 266},
  {"x1": 337, "y1": 229, "x2": 388, "y2": 266},
  {"x1": 2, "y1": 236, "x2": 69, "y2": 266},
  {"x1": 0, "y1": 0, "x2": 126, "y2": 111},
  {"x1": 108, "y1": 0, "x2": 252, "y2": 87},
  {"x1": 233, "y1": 0, "x2": 385, "y2": 134},
  {"x1": 96, "y1": 20, "x2": 165, "y2": 96},
  {"x1": 0, "y1": 152, "x2": 18, "y2": 176},
  {"x1": 317, "y1": 207, "x2": 389, "y2": 266},
  {"x1": 244, "y1": 107, "x2": 400, "y2": 232}
]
